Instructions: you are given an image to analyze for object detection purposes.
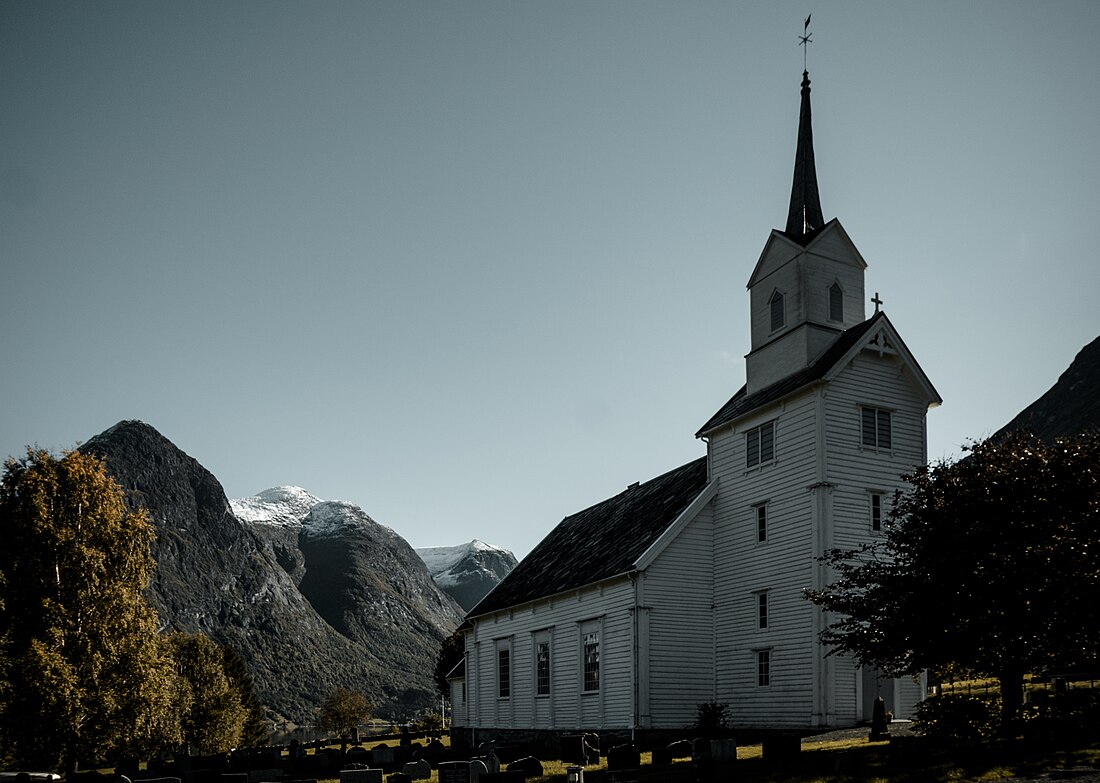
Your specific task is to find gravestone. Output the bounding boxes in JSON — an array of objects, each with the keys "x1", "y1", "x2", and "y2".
[
  {"x1": 666, "y1": 740, "x2": 692, "y2": 759},
  {"x1": 505, "y1": 757, "x2": 542, "y2": 778},
  {"x1": 869, "y1": 696, "x2": 890, "y2": 741},
  {"x1": 710, "y1": 739, "x2": 737, "y2": 761},
  {"x1": 605, "y1": 745, "x2": 639, "y2": 772},
  {"x1": 400, "y1": 760, "x2": 430, "y2": 781},
  {"x1": 338, "y1": 770, "x2": 382, "y2": 783},
  {"x1": 371, "y1": 746, "x2": 396, "y2": 768},
  {"x1": 761, "y1": 734, "x2": 800, "y2": 763},
  {"x1": 475, "y1": 774, "x2": 525, "y2": 783},
  {"x1": 437, "y1": 761, "x2": 471, "y2": 783},
  {"x1": 386, "y1": 776, "x2": 412, "y2": 783},
  {"x1": 346, "y1": 748, "x2": 370, "y2": 766},
  {"x1": 469, "y1": 759, "x2": 488, "y2": 782},
  {"x1": 650, "y1": 748, "x2": 671, "y2": 766}
]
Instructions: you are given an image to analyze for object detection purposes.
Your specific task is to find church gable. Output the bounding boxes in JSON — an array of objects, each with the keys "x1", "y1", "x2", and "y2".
[{"x1": 821, "y1": 315, "x2": 942, "y2": 408}]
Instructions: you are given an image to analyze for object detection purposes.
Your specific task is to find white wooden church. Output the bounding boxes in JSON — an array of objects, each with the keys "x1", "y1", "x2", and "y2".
[{"x1": 449, "y1": 69, "x2": 941, "y2": 749}]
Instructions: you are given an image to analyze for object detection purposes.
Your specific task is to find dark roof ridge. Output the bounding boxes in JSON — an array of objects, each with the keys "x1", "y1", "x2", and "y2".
[
  {"x1": 697, "y1": 312, "x2": 885, "y2": 437},
  {"x1": 466, "y1": 456, "x2": 709, "y2": 619}
]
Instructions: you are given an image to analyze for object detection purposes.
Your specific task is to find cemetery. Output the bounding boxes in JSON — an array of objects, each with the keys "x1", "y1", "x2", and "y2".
[{"x1": 2, "y1": 701, "x2": 1097, "y2": 783}]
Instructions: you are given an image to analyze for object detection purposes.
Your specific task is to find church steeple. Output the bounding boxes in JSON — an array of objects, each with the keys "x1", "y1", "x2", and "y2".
[{"x1": 784, "y1": 70, "x2": 824, "y2": 238}]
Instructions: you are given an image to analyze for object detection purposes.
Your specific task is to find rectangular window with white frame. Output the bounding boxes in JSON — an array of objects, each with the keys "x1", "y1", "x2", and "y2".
[
  {"x1": 756, "y1": 649, "x2": 771, "y2": 687},
  {"x1": 861, "y1": 406, "x2": 892, "y2": 449},
  {"x1": 754, "y1": 502, "x2": 768, "y2": 543},
  {"x1": 580, "y1": 621, "x2": 600, "y2": 693},
  {"x1": 870, "y1": 492, "x2": 884, "y2": 532},
  {"x1": 756, "y1": 590, "x2": 769, "y2": 629},
  {"x1": 534, "y1": 630, "x2": 551, "y2": 697},
  {"x1": 746, "y1": 421, "x2": 776, "y2": 468},
  {"x1": 496, "y1": 641, "x2": 511, "y2": 699}
]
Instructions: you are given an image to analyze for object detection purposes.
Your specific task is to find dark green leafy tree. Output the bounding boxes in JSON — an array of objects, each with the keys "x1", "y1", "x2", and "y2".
[
  {"x1": 317, "y1": 687, "x2": 371, "y2": 737},
  {"x1": 806, "y1": 431, "x2": 1100, "y2": 725},
  {"x1": 168, "y1": 632, "x2": 247, "y2": 754},
  {"x1": 434, "y1": 629, "x2": 465, "y2": 698},
  {"x1": 0, "y1": 449, "x2": 180, "y2": 772},
  {"x1": 221, "y1": 644, "x2": 268, "y2": 748}
]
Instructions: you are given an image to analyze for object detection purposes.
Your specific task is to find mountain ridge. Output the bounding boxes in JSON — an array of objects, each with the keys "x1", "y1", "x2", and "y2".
[{"x1": 81, "y1": 421, "x2": 462, "y2": 723}]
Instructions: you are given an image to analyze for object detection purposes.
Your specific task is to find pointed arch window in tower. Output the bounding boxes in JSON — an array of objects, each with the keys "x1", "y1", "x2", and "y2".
[
  {"x1": 829, "y1": 282, "x2": 843, "y2": 322},
  {"x1": 769, "y1": 290, "x2": 785, "y2": 332}
]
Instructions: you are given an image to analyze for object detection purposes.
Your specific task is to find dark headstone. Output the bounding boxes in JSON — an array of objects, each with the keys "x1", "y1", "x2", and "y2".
[
  {"x1": 651, "y1": 748, "x2": 672, "y2": 766},
  {"x1": 666, "y1": 740, "x2": 692, "y2": 759},
  {"x1": 436, "y1": 761, "x2": 470, "y2": 783},
  {"x1": 476, "y1": 774, "x2": 525, "y2": 783},
  {"x1": 869, "y1": 696, "x2": 890, "y2": 741},
  {"x1": 386, "y1": 776, "x2": 412, "y2": 783},
  {"x1": 606, "y1": 745, "x2": 639, "y2": 772},
  {"x1": 505, "y1": 757, "x2": 543, "y2": 778},
  {"x1": 761, "y1": 734, "x2": 800, "y2": 763}
]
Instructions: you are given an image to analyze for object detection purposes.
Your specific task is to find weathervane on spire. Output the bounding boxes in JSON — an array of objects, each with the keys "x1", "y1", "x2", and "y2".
[{"x1": 799, "y1": 14, "x2": 813, "y2": 72}]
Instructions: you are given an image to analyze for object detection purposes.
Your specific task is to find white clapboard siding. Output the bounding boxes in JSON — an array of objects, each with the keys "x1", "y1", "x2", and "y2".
[
  {"x1": 708, "y1": 390, "x2": 823, "y2": 726},
  {"x1": 462, "y1": 577, "x2": 637, "y2": 731},
  {"x1": 642, "y1": 504, "x2": 716, "y2": 728}
]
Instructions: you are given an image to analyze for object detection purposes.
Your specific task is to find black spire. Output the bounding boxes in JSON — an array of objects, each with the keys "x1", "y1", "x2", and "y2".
[{"x1": 785, "y1": 70, "x2": 825, "y2": 238}]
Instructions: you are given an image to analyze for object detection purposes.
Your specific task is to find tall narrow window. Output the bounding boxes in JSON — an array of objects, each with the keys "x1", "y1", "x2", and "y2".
[
  {"x1": 756, "y1": 650, "x2": 771, "y2": 687},
  {"x1": 757, "y1": 591, "x2": 769, "y2": 629},
  {"x1": 755, "y1": 503, "x2": 768, "y2": 543},
  {"x1": 870, "y1": 493, "x2": 883, "y2": 532},
  {"x1": 582, "y1": 630, "x2": 600, "y2": 692},
  {"x1": 861, "y1": 407, "x2": 892, "y2": 449},
  {"x1": 769, "y1": 290, "x2": 785, "y2": 332},
  {"x1": 829, "y1": 282, "x2": 843, "y2": 322},
  {"x1": 535, "y1": 636, "x2": 551, "y2": 697},
  {"x1": 497, "y1": 646, "x2": 511, "y2": 699},
  {"x1": 746, "y1": 421, "x2": 776, "y2": 468}
]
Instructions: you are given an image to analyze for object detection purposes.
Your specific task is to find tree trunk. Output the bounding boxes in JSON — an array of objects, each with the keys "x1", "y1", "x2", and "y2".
[{"x1": 998, "y1": 668, "x2": 1025, "y2": 732}]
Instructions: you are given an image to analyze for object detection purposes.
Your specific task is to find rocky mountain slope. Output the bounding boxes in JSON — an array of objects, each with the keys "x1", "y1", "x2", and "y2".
[
  {"x1": 995, "y1": 335, "x2": 1100, "y2": 441},
  {"x1": 415, "y1": 540, "x2": 518, "y2": 612},
  {"x1": 81, "y1": 421, "x2": 463, "y2": 723}
]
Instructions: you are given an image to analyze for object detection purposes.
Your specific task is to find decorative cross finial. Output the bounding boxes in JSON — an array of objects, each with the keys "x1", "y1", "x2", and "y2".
[
  {"x1": 872, "y1": 292, "x2": 883, "y2": 313},
  {"x1": 799, "y1": 14, "x2": 813, "y2": 72}
]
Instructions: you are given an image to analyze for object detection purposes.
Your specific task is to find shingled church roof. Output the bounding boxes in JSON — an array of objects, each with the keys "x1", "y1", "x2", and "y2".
[
  {"x1": 697, "y1": 312, "x2": 885, "y2": 437},
  {"x1": 466, "y1": 456, "x2": 709, "y2": 619}
]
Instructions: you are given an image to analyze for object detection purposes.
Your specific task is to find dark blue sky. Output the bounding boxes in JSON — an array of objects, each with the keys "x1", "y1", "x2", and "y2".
[{"x1": 3, "y1": 1, "x2": 1097, "y2": 557}]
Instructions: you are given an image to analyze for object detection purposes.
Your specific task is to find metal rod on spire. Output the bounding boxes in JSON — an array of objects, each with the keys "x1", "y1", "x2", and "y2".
[{"x1": 799, "y1": 14, "x2": 813, "y2": 72}]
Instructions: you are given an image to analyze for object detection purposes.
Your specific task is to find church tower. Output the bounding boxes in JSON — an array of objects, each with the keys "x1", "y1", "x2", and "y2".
[{"x1": 744, "y1": 70, "x2": 867, "y2": 393}]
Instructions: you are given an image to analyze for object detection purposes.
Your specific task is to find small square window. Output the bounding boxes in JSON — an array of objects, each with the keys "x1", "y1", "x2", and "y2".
[
  {"x1": 747, "y1": 421, "x2": 776, "y2": 468},
  {"x1": 861, "y1": 407, "x2": 892, "y2": 449}
]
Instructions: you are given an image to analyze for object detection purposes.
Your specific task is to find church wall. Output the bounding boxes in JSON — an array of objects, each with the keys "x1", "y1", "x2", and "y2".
[
  {"x1": 821, "y1": 348, "x2": 933, "y2": 721},
  {"x1": 824, "y1": 349, "x2": 930, "y2": 551},
  {"x1": 643, "y1": 504, "x2": 716, "y2": 729},
  {"x1": 707, "y1": 391, "x2": 821, "y2": 727},
  {"x1": 462, "y1": 577, "x2": 638, "y2": 735}
]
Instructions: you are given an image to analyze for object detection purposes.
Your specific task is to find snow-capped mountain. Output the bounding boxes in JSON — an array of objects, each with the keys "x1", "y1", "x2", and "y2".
[
  {"x1": 416, "y1": 540, "x2": 517, "y2": 612},
  {"x1": 80, "y1": 423, "x2": 463, "y2": 723}
]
